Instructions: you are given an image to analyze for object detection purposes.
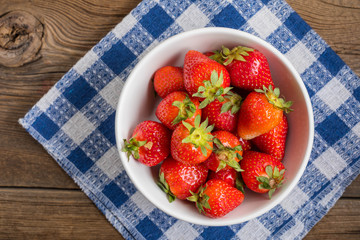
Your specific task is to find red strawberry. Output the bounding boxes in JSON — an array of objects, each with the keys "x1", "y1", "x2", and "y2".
[
  {"x1": 157, "y1": 156, "x2": 208, "y2": 202},
  {"x1": 202, "y1": 130, "x2": 243, "y2": 172},
  {"x1": 240, "y1": 151, "x2": 285, "y2": 198},
  {"x1": 156, "y1": 91, "x2": 201, "y2": 130},
  {"x1": 252, "y1": 115, "x2": 288, "y2": 161},
  {"x1": 208, "y1": 167, "x2": 237, "y2": 187},
  {"x1": 201, "y1": 91, "x2": 242, "y2": 132},
  {"x1": 187, "y1": 179, "x2": 244, "y2": 218},
  {"x1": 183, "y1": 50, "x2": 231, "y2": 108},
  {"x1": 203, "y1": 51, "x2": 215, "y2": 57},
  {"x1": 237, "y1": 135, "x2": 252, "y2": 152},
  {"x1": 237, "y1": 85, "x2": 292, "y2": 140},
  {"x1": 171, "y1": 115, "x2": 214, "y2": 165},
  {"x1": 122, "y1": 121, "x2": 171, "y2": 166},
  {"x1": 210, "y1": 46, "x2": 274, "y2": 91},
  {"x1": 153, "y1": 66, "x2": 185, "y2": 98}
]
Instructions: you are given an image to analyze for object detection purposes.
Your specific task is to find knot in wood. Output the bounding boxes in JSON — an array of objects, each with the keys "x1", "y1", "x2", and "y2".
[{"x1": 0, "y1": 11, "x2": 43, "y2": 67}]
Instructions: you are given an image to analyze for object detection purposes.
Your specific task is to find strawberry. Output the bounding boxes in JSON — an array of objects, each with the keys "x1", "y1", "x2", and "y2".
[
  {"x1": 171, "y1": 115, "x2": 214, "y2": 165},
  {"x1": 209, "y1": 46, "x2": 274, "y2": 91},
  {"x1": 201, "y1": 91, "x2": 242, "y2": 132},
  {"x1": 202, "y1": 130, "x2": 243, "y2": 172},
  {"x1": 155, "y1": 91, "x2": 201, "y2": 130},
  {"x1": 157, "y1": 156, "x2": 208, "y2": 202},
  {"x1": 187, "y1": 179, "x2": 244, "y2": 218},
  {"x1": 252, "y1": 115, "x2": 288, "y2": 161},
  {"x1": 153, "y1": 66, "x2": 185, "y2": 98},
  {"x1": 122, "y1": 121, "x2": 171, "y2": 166},
  {"x1": 240, "y1": 151, "x2": 285, "y2": 199},
  {"x1": 237, "y1": 135, "x2": 252, "y2": 152},
  {"x1": 183, "y1": 50, "x2": 231, "y2": 108},
  {"x1": 207, "y1": 167, "x2": 237, "y2": 187},
  {"x1": 237, "y1": 85, "x2": 292, "y2": 140}
]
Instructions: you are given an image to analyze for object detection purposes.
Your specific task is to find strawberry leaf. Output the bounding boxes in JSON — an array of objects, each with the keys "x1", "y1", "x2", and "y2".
[
  {"x1": 157, "y1": 172, "x2": 176, "y2": 203},
  {"x1": 213, "y1": 138, "x2": 222, "y2": 149},
  {"x1": 220, "y1": 101, "x2": 232, "y2": 113},
  {"x1": 218, "y1": 45, "x2": 255, "y2": 65},
  {"x1": 200, "y1": 117, "x2": 208, "y2": 129},
  {"x1": 256, "y1": 85, "x2": 294, "y2": 113},
  {"x1": 257, "y1": 176, "x2": 270, "y2": 185},
  {"x1": 202, "y1": 194, "x2": 211, "y2": 210},
  {"x1": 273, "y1": 166, "x2": 280, "y2": 179},
  {"x1": 199, "y1": 98, "x2": 210, "y2": 109},
  {"x1": 193, "y1": 70, "x2": 231, "y2": 109},
  {"x1": 182, "y1": 121, "x2": 194, "y2": 132},
  {"x1": 201, "y1": 146, "x2": 207, "y2": 156},
  {"x1": 265, "y1": 165, "x2": 273, "y2": 178},
  {"x1": 220, "y1": 91, "x2": 242, "y2": 114},
  {"x1": 227, "y1": 159, "x2": 243, "y2": 172},
  {"x1": 236, "y1": 176, "x2": 246, "y2": 194},
  {"x1": 181, "y1": 116, "x2": 213, "y2": 156},
  {"x1": 122, "y1": 137, "x2": 147, "y2": 160},
  {"x1": 216, "y1": 160, "x2": 227, "y2": 172},
  {"x1": 171, "y1": 95, "x2": 197, "y2": 126},
  {"x1": 268, "y1": 188, "x2": 276, "y2": 199}
]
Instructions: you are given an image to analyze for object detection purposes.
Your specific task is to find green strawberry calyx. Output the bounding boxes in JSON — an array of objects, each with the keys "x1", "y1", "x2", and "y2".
[
  {"x1": 157, "y1": 171, "x2": 176, "y2": 203},
  {"x1": 209, "y1": 45, "x2": 255, "y2": 66},
  {"x1": 182, "y1": 115, "x2": 214, "y2": 156},
  {"x1": 220, "y1": 91, "x2": 242, "y2": 114},
  {"x1": 257, "y1": 165, "x2": 285, "y2": 199},
  {"x1": 193, "y1": 70, "x2": 232, "y2": 109},
  {"x1": 235, "y1": 175, "x2": 246, "y2": 194},
  {"x1": 171, "y1": 94, "x2": 197, "y2": 126},
  {"x1": 187, "y1": 186, "x2": 211, "y2": 215},
  {"x1": 213, "y1": 138, "x2": 243, "y2": 172},
  {"x1": 121, "y1": 136, "x2": 149, "y2": 160},
  {"x1": 255, "y1": 85, "x2": 293, "y2": 113}
]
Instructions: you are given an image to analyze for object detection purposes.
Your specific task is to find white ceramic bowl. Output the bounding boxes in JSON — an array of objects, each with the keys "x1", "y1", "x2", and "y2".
[{"x1": 115, "y1": 27, "x2": 314, "y2": 226}]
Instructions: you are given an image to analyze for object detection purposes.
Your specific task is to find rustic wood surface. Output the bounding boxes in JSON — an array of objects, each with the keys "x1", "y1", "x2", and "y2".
[{"x1": 0, "y1": 0, "x2": 359, "y2": 239}]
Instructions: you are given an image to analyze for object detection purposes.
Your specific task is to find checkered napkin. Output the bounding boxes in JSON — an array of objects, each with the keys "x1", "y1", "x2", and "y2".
[{"x1": 19, "y1": 0, "x2": 360, "y2": 239}]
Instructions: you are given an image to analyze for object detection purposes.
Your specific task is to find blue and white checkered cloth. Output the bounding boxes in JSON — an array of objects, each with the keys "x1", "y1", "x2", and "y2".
[{"x1": 19, "y1": 0, "x2": 360, "y2": 239}]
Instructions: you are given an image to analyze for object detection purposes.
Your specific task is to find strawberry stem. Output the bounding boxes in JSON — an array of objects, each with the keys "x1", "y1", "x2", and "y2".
[
  {"x1": 255, "y1": 85, "x2": 293, "y2": 113},
  {"x1": 192, "y1": 70, "x2": 232, "y2": 109},
  {"x1": 157, "y1": 171, "x2": 176, "y2": 203},
  {"x1": 235, "y1": 174, "x2": 246, "y2": 194},
  {"x1": 122, "y1": 137, "x2": 147, "y2": 160},
  {"x1": 171, "y1": 94, "x2": 196, "y2": 126},
  {"x1": 256, "y1": 165, "x2": 285, "y2": 199},
  {"x1": 187, "y1": 186, "x2": 211, "y2": 214},
  {"x1": 213, "y1": 138, "x2": 243, "y2": 172},
  {"x1": 182, "y1": 115, "x2": 214, "y2": 156},
  {"x1": 220, "y1": 91, "x2": 242, "y2": 114},
  {"x1": 209, "y1": 45, "x2": 255, "y2": 66}
]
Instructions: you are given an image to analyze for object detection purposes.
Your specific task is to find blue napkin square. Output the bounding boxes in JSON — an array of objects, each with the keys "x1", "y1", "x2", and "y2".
[{"x1": 20, "y1": 0, "x2": 360, "y2": 239}]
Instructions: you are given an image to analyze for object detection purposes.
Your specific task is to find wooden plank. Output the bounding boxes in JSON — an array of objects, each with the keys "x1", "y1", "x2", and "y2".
[
  {"x1": 304, "y1": 198, "x2": 360, "y2": 239},
  {"x1": 0, "y1": 188, "x2": 123, "y2": 240},
  {"x1": 342, "y1": 175, "x2": 360, "y2": 198},
  {"x1": 286, "y1": 0, "x2": 360, "y2": 75},
  {"x1": 0, "y1": 188, "x2": 359, "y2": 239},
  {"x1": 0, "y1": 0, "x2": 358, "y2": 190},
  {"x1": 0, "y1": 0, "x2": 142, "y2": 189},
  {"x1": 0, "y1": 0, "x2": 359, "y2": 239}
]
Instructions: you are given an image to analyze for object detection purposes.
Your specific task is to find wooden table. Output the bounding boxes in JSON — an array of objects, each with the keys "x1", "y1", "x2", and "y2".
[{"x1": 0, "y1": 0, "x2": 359, "y2": 239}]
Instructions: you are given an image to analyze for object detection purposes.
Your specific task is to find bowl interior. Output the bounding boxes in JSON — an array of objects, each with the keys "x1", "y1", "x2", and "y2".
[{"x1": 115, "y1": 28, "x2": 314, "y2": 226}]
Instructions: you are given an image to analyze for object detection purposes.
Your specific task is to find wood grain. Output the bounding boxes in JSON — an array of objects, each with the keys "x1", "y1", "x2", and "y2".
[
  {"x1": 286, "y1": 0, "x2": 360, "y2": 76},
  {"x1": 0, "y1": 188, "x2": 358, "y2": 239},
  {"x1": 0, "y1": 188, "x2": 124, "y2": 240},
  {"x1": 0, "y1": 0, "x2": 359, "y2": 239},
  {"x1": 304, "y1": 199, "x2": 360, "y2": 239}
]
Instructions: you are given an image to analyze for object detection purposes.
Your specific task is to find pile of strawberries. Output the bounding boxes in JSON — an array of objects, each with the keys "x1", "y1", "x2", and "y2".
[{"x1": 122, "y1": 45, "x2": 293, "y2": 218}]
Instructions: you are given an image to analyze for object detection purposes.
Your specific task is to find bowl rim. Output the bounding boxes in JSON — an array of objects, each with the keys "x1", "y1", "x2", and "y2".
[{"x1": 115, "y1": 27, "x2": 314, "y2": 226}]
